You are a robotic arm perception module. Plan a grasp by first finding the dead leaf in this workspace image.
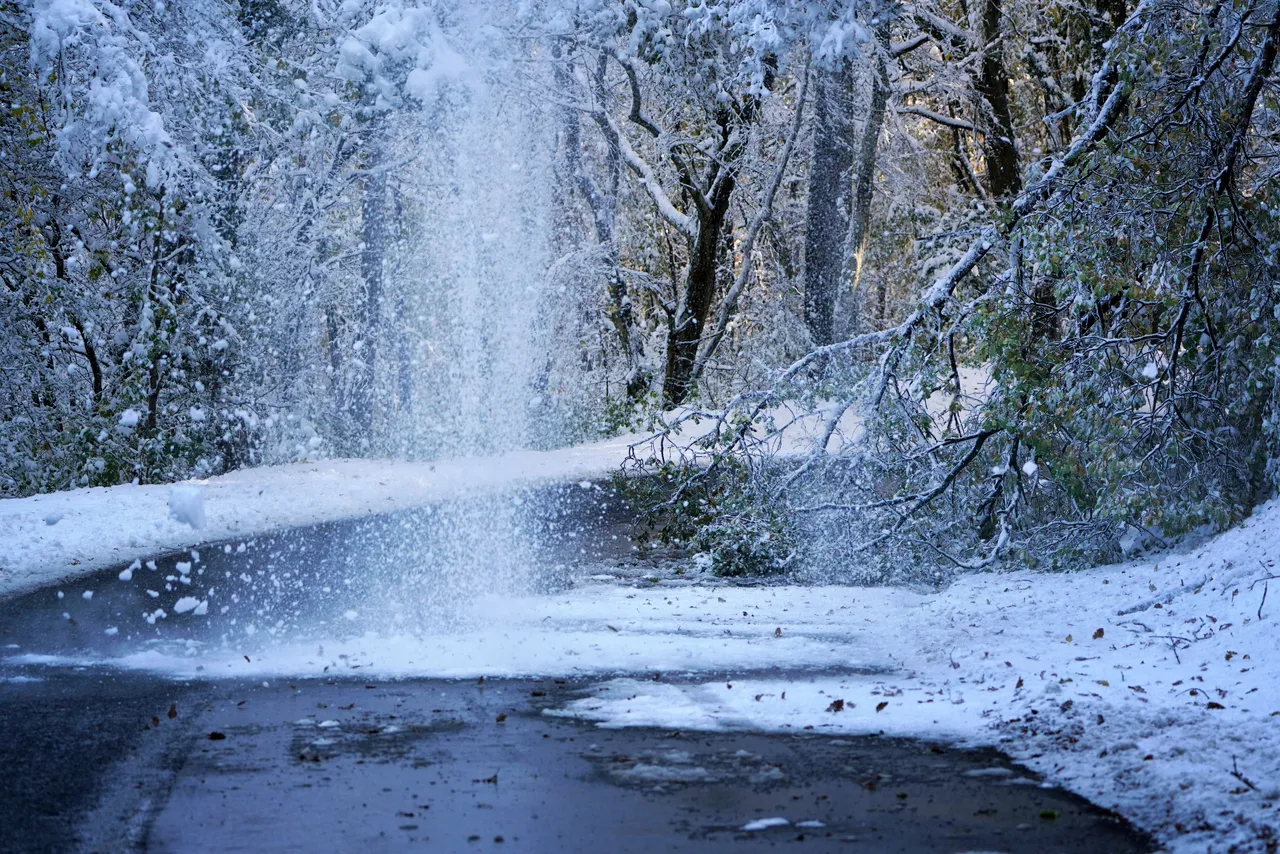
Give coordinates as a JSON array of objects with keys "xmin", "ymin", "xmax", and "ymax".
[
  {"xmin": 1015, "ymin": 677, "xmax": 1024, "ymax": 690},
  {"xmin": 167, "ymin": 703, "xmax": 177, "ymax": 720},
  {"xmin": 208, "ymin": 731, "xmax": 226, "ymax": 741},
  {"xmin": 876, "ymin": 701, "xmax": 888, "ymax": 713},
  {"xmin": 1093, "ymin": 628, "xmax": 1104, "ymax": 640},
  {"xmin": 1206, "ymin": 702, "xmax": 1225, "ymax": 710},
  {"xmin": 774, "ymin": 627, "xmax": 782, "ymax": 638},
  {"xmin": 495, "ymin": 713, "xmax": 507, "ymax": 723},
  {"xmin": 1065, "ymin": 634, "xmax": 1073, "ymax": 643},
  {"xmin": 825, "ymin": 699, "xmax": 844, "ymax": 713}
]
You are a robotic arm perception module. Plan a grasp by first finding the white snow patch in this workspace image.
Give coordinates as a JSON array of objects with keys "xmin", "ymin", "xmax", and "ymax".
[
  {"xmin": 741, "ymin": 817, "xmax": 789, "ymax": 832},
  {"xmin": 615, "ymin": 764, "xmax": 712, "ymax": 783},
  {"xmin": 167, "ymin": 486, "xmax": 206, "ymax": 529},
  {"xmin": 0, "ymin": 434, "xmax": 651, "ymax": 598}
]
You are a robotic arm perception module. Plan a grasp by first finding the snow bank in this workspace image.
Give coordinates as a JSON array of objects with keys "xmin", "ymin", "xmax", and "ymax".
[
  {"xmin": 0, "ymin": 405, "xmax": 858, "ymax": 600},
  {"xmin": 0, "ymin": 434, "xmax": 644, "ymax": 598}
]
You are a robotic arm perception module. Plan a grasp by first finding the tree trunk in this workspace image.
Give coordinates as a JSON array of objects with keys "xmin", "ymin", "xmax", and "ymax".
[
  {"xmin": 802, "ymin": 61, "xmax": 855, "ymax": 346},
  {"xmin": 574, "ymin": 50, "xmax": 650, "ymax": 400},
  {"xmin": 840, "ymin": 28, "xmax": 892, "ymax": 325},
  {"xmin": 663, "ymin": 164, "xmax": 735, "ymax": 406},
  {"xmin": 976, "ymin": 0, "xmax": 1022, "ymax": 199}
]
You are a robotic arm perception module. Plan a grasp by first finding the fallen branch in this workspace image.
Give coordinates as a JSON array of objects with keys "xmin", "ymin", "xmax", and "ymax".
[{"xmin": 1116, "ymin": 576, "xmax": 1210, "ymax": 615}]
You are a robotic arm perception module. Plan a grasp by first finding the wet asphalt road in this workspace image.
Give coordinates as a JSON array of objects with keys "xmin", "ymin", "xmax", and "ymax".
[
  {"xmin": 0, "ymin": 482, "xmax": 1154, "ymax": 853},
  {"xmin": 0, "ymin": 670, "xmax": 1153, "ymax": 854}
]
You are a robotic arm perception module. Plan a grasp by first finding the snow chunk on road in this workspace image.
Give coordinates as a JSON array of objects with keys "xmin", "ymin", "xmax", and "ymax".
[
  {"xmin": 168, "ymin": 486, "xmax": 206, "ymax": 529},
  {"xmin": 741, "ymin": 818, "xmax": 789, "ymax": 832},
  {"xmin": 614, "ymin": 764, "xmax": 712, "ymax": 784},
  {"xmin": 172, "ymin": 597, "xmax": 203, "ymax": 615}
]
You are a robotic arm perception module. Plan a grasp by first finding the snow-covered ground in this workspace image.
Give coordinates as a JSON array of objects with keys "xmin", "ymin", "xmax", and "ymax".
[
  {"xmin": 0, "ymin": 404, "xmax": 851, "ymax": 599},
  {"xmin": 3, "ymin": 436, "xmax": 1279, "ymax": 852},
  {"xmin": 0, "ymin": 436, "xmax": 647, "ymax": 598}
]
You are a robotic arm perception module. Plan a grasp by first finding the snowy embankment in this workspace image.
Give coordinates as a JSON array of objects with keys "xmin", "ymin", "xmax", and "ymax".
[
  {"xmin": 0, "ymin": 402, "xmax": 849, "ymax": 600},
  {"xmin": 0, "ymin": 435, "xmax": 646, "ymax": 598}
]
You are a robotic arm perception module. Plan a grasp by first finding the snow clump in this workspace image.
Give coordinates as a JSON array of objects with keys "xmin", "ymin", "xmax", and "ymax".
[{"xmin": 168, "ymin": 485, "xmax": 206, "ymax": 529}]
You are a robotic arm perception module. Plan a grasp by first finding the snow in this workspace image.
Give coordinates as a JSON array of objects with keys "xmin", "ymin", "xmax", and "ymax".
[
  {"xmin": 741, "ymin": 817, "xmax": 789, "ymax": 831},
  {"xmin": 168, "ymin": 486, "xmax": 206, "ymax": 529},
  {"xmin": 0, "ymin": 434, "xmax": 643, "ymax": 598}
]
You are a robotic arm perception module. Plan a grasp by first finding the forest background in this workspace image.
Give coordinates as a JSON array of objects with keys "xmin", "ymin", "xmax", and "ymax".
[{"xmin": 4, "ymin": 0, "xmax": 1280, "ymax": 578}]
